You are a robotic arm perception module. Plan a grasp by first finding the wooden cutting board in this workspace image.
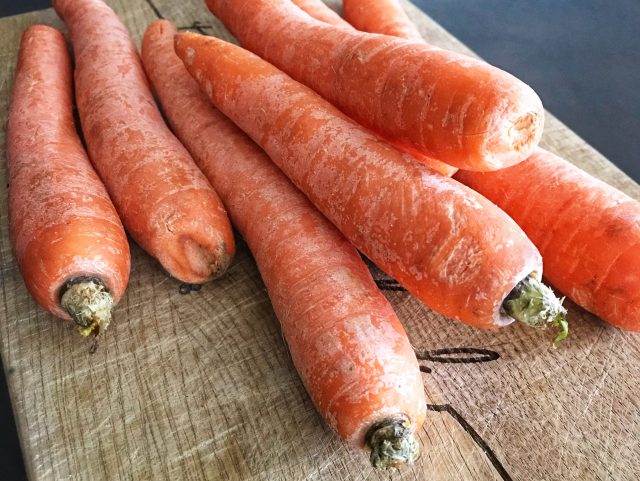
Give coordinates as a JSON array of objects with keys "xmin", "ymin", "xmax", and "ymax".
[{"xmin": 1, "ymin": 1, "xmax": 639, "ymax": 480}]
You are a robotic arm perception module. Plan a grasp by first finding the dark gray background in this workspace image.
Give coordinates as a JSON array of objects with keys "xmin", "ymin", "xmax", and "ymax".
[{"xmin": 1, "ymin": 1, "xmax": 639, "ymax": 480}]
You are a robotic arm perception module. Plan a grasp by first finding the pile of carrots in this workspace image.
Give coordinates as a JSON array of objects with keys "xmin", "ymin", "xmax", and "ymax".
[{"xmin": 5, "ymin": 0, "xmax": 639, "ymax": 469}]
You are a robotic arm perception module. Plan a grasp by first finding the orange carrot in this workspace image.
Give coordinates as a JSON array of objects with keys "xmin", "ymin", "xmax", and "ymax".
[
  {"xmin": 53, "ymin": 0, "xmax": 235, "ymax": 284},
  {"xmin": 142, "ymin": 20, "xmax": 426, "ymax": 467},
  {"xmin": 290, "ymin": 0, "xmax": 352, "ymax": 28},
  {"xmin": 204, "ymin": 0, "xmax": 544, "ymax": 172},
  {"xmin": 456, "ymin": 148, "xmax": 640, "ymax": 331},
  {"xmin": 291, "ymin": 0, "xmax": 457, "ymax": 177},
  {"xmin": 7, "ymin": 25, "xmax": 130, "ymax": 336},
  {"xmin": 175, "ymin": 32, "xmax": 568, "ymax": 339},
  {"xmin": 343, "ymin": 0, "xmax": 424, "ymax": 41}
]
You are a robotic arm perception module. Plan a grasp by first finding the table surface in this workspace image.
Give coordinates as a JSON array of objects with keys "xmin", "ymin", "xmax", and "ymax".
[{"xmin": 1, "ymin": 1, "xmax": 640, "ymax": 480}]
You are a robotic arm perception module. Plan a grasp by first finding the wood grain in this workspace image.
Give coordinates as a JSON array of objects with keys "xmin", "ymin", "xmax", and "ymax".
[{"xmin": 1, "ymin": 1, "xmax": 639, "ymax": 480}]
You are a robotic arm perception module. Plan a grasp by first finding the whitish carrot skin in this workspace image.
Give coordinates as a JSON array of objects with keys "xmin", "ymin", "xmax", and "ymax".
[
  {"xmin": 7, "ymin": 25, "xmax": 130, "ymax": 325},
  {"xmin": 205, "ymin": 0, "xmax": 544, "ymax": 172},
  {"xmin": 456, "ymin": 149, "xmax": 640, "ymax": 331},
  {"xmin": 141, "ymin": 20, "xmax": 426, "ymax": 463},
  {"xmin": 343, "ymin": 0, "xmax": 424, "ymax": 41},
  {"xmin": 174, "ymin": 33, "xmax": 549, "ymax": 330},
  {"xmin": 53, "ymin": 0, "xmax": 235, "ymax": 284}
]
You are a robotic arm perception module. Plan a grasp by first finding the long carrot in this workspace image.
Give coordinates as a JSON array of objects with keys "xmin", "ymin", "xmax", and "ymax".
[
  {"xmin": 7, "ymin": 25, "xmax": 130, "ymax": 336},
  {"xmin": 456, "ymin": 149, "xmax": 640, "ymax": 330},
  {"xmin": 343, "ymin": 0, "xmax": 424, "ymax": 41},
  {"xmin": 204, "ymin": 0, "xmax": 544, "ymax": 172},
  {"xmin": 289, "ymin": 0, "xmax": 352, "ymax": 28},
  {"xmin": 142, "ymin": 20, "xmax": 426, "ymax": 467},
  {"xmin": 52, "ymin": 0, "xmax": 235, "ymax": 284},
  {"xmin": 174, "ymin": 32, "xmax": 568, "ymax": 340},
  {"xmin": 288, "ymin": 0, "xmax": 457, "ymax": 177}
]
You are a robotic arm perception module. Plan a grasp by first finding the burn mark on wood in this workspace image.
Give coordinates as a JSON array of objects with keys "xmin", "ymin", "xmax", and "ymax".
[
  {"xmin": 374, "ymin": 278, "xmax": 406, "ymax": 291},
  {"xmin": 179, "ymin": 283, "xmax": 202, "ymax": 295},
  {"xmin": 177, "ymin": 21, "xmax": 214, "ymax": 35},
  {"xmin": 426, "ymin": 404, "xmax": 514, "ymax": 481},
  {"xmin": 143, "ymin": 0, "xmax": 163, "ymax": 19},
  {"xmin": 419, "ymin": 348, "xmax": 508, "ymax": 478},
  {"xmin": 416, "ymin": 347, "xmax": 500, "ymax": 364}
]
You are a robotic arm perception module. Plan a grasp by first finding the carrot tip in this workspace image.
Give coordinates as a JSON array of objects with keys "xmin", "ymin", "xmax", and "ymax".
[
  {"xmin": 60, "ymin": 280, "xmax": 114, "ymax": 339},
  {"xmin": 508, "ymin": 111, "xmax": 540, "ymax": 152},
  {"xmin": 366, "ymin": 417, "xmax": 421, "ymax": 470},
  {"xmin": 502, "ymin": 276, "xmax": 569, "ymax": 343}
]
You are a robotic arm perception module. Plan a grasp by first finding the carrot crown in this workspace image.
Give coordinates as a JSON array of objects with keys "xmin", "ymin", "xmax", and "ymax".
[
  {"xmin": 502, "ymin": 276, "xmax": 569, "ymax": 344},
  {"xmin": 61, "ymin": 278, "xmax": 114, "ymax": 343},
  {"xmin": 366, "ymin": 417, "xmax": 420, "ymax": 470}
]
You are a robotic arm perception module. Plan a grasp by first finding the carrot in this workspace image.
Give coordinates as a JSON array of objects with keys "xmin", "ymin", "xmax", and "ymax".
[
  {"xmin": 174, "ymin": 32, "xmax": 568, "ymax": 340},
  {"xmin": 52, "ymin": 0, "xmax": 235, "ymax": 284},
  {"xmin": 289, "ymin": 0, "xmax": 352, "ymax": 28},
  {"xmin": 455, "ymin": 148, "xmax": 640, "ymax": 331},
  {"xmin": 343, "ymin": 0, "xmax": 424, "ymax": 41},
  {"xmin": 142, "ymin": 20, "xmax": 426, "ymax": 467},
  {"xmin": 7, "ymin": 25, "xmax": 130, "ymax": 337},
  {"xmin": 291, "ymin": 0, "xmax": 457, "ymax": 177},
  {"xmin": 204, "ymin": 0, "xmax": 544, "ymax": 172}
]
